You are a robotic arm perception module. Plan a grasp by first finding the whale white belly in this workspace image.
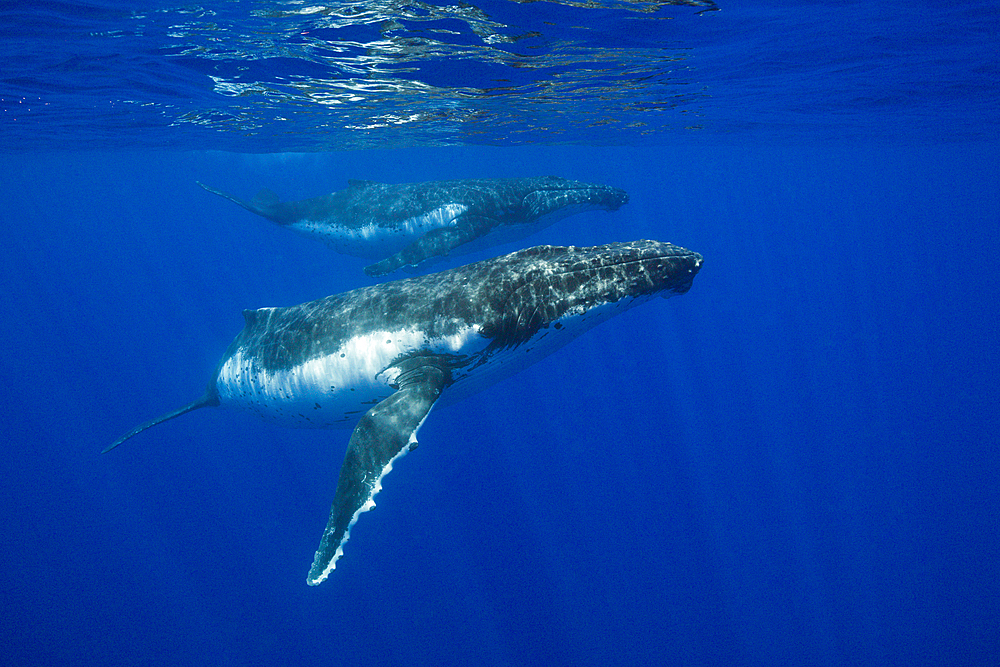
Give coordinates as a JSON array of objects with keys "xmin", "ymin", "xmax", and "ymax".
[
  {"xmin": 215, "ymin": 322, "xmax": 487, "ymax": 428},
  {"xmin": 290, "ymin": 203, "xmax": 469, "ymax": 259}
]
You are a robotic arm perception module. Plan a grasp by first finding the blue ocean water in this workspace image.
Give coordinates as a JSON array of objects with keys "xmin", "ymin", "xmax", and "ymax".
[{"xmin": 1, "ymin": 2, "xmax": 998, "ymax": 666}]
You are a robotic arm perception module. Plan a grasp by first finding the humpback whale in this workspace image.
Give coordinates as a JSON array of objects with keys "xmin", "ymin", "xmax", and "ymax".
[
  {"xmin": 197, "ymin": 177, "xmax": 629, "ymax": 276},
  {"xmin": 105, "ymin": 240, "xmax": 702, "ymax": 585}
]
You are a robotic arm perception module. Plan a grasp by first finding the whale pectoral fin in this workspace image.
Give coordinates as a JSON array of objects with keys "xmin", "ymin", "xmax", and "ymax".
[
  {"xmin": 306, "ymin": 358, "xmax": 450, "ymax": 585},
  {"xmin": 363, "ymin": 215, "xmax": 497, "ymax": 276}
]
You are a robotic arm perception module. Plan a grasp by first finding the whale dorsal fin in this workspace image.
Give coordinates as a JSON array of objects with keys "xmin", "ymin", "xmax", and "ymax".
[{"xmin": 242, "ymin": 308, "xmax": 263, "ymax": 326}]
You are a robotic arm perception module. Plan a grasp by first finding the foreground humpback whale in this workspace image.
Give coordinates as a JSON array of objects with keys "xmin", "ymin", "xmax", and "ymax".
[
  {"xmin": 197, "ymin": 177, "xmax": 629, "ymax": 276},
  {"xmin": 105, "ymin": 240, "xmax": 702, "ymax": 585}
]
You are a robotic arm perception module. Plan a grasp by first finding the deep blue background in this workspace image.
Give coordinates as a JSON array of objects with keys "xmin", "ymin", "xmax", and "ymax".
[{"xmin": 2, "ymin": 144, "xmax": 998, "ymax": 665}]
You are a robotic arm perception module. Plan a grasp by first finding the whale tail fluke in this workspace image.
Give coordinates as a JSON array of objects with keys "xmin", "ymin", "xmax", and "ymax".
[
  {"xmin": 103, "ymin": 392, "xmax": 220, "ymax": 454},
  {"xmin": 196, "ymin": 181, "xmax": 284, "ymax": 223}
]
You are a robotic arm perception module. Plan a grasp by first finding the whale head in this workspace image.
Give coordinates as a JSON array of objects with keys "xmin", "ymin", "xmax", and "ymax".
[
  {"xmin": 478, "ymin": 240, "xmax": 701, "ymax": 349},
  {"xmin": 520, "ymin": 176, "xmax": 629, "ymax": 222}
]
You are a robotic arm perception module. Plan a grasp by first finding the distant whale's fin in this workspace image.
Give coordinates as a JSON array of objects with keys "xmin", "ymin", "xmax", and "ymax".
[
  {"xmin": 363, "ymin": 214, "xmax": 497, "ymax": 277},
  {"xmin": 306, "ymin": 356, "xmax": 451, "ymax": 585},
  {"xmin": 196, "ymin": 181, "xmax": 285, "ymax": 224},
  {"xmin": 103, "ymin": 392, "xmax": 220, "ymax": 454}
]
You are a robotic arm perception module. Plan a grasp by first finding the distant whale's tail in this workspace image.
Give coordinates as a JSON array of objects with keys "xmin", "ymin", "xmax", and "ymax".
[
  {"xmin": 103, "ymin": 392, "xmax": 220, "ymax": 454},
  {"xmin": 197, "ymin": 181, "xmax": 284, "ymax": 224}
]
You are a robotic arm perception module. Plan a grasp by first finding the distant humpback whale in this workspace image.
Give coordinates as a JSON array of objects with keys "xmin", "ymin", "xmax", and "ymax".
[
  {"xmin": 105, "ymin": 240, "xmax": 702, "ymax": 585},
  {"xmin": 197, "ymin": 177, "xmax": 629, "ymax": 276}
]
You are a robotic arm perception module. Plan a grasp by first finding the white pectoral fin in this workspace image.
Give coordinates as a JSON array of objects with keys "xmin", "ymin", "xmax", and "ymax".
[
  {"xmin": 306, "ymin": 357, "xmax": 450, "ymax": 585},
  {"xmin": 363, "ymin": 215, "xmax": 497, "ymax": 276}
]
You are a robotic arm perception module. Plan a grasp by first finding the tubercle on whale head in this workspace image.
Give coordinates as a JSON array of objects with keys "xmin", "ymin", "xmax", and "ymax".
[
  {"xmin": 522, "ymin": 240, "xmax": 701, "ymax": 298},
  {"xmin": 662, "ymin": 252, "xmax": 703, "ymax": 296},
  {"xmin": 589, "ymin": 184, "xmax": 628, "ymax": 211}
]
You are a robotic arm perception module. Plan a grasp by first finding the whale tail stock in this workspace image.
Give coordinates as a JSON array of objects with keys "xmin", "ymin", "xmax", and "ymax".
[
  {"xmin": 196, "ymin": 181, "xmax": 283, "ymax": 223},
  {"xmin": 102, "ymin": 392, "xmax": 220, "ymax": 454}
]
